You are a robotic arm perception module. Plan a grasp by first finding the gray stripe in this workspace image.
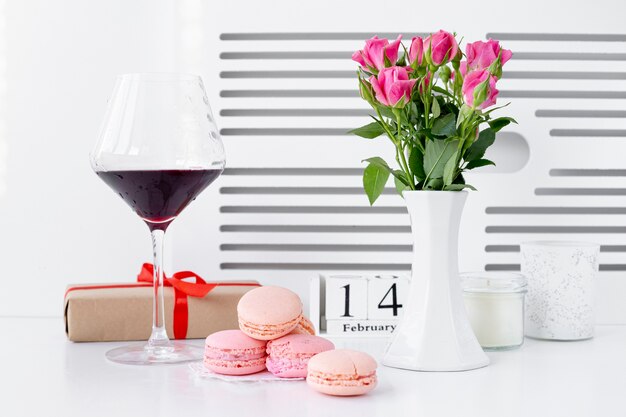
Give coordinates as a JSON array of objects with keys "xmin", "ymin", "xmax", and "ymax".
[
  {"xmin": 220, "ymin": 51, "xmax": 626, "ymax": 61},
  {"xmin": 220, "ymin": 263, "xmax": 410, "ymax": 270},
  {"xmin": 486, "ymin": 245, "xmax": 626, "ymax": 253},
  {"xmin": 220, "ymin": 70, "xmax": 626, "ymax": 80},
  {"xmin": 600, "ymin": 264, "xmax": 626, "ymax": 271},
  {"xmin": 220, "ymin": 89, "xmax": 626, "ymax": 99},
  {"xmin": 220, "ymin": 187, "xmax": 394, "ymax": 195},
  {"xmin": 485, "ymin": 245, "xmax": 521, "ymax": 252},
  {"xmin": 486, "ymin": 206, "xmax": 626, "ymax": 214},
  {"xmin": 486, "ymin": 263, "xmax": 626, "ymax": 271},
  {"xmin": 220, "ymin": 51, "xmax": 349, "ymax": 60},
  {"xmin": 220, "ymin": 244, "xmax": 411, "ymax": 252},
  {"xmin": 485, "ymin": 33, "xmax": 626, "ymax": 42},
  {"xmin": 600, "ymin": 246, "xmax": 626, "ymax": 252},
  {"xmin": 220, "ymin": 32, "xmax": 426, "ymax": 41},
  {"xmin": 550, "ymin": 129, "xmax": 626, "ymax": 137},
  {"xmin": 486, "ymin": 226, "xmax": 626, "ymax": 233},
  {"xmin": 223, "ymin": 168, "xmax": 362, "ymax": 175},
  {"xmin": 220, "ymin": 90, "xmax": 356, "ymax": 98},
  {"xmin": 500, "ymin": 90, "xmax": 626, "ymax": 99},
  {"xmin": 506, "ymin": 71, "xmax": 626, "ymax": 80},
  {"xmin": 515, "ymin": 52, "xmax": 626, "ymax": 60},
  {"xmin": 220, "ymin": 225, "xmax": 410, "ymax": 233},
  {"xmin": 220, "ymin": 71, "xmax": 353, "ymax": 79},
  {"xmin": 220, "ymin": 128, "xmax": 349, "ymax": 136},
  {"xmin": 220, "ymin": 108, "xmax": 370, "ymax": 117},
  {"xmin": 220, "ymin": 206, "xmax": 406, "ymax": 214},
  {"xmin": 536, "ymin": 110, "xmax": 626, "ymax": 118},
  {"xmin": 536, "ymin": 188, "xmax": 626, "ymax": 196},
  {"xmin": 485, "ymin": 264, "xmax": 521, "ymax": 271},
  {"xmin": 550, "ymin": 169, "xmax": 626, "ymax": 177}
]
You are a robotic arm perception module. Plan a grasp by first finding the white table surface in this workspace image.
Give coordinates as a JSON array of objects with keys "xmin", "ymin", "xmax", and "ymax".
[{"xmin": 2, "ymin": 318, "xmax": 625, "ymax": 417}]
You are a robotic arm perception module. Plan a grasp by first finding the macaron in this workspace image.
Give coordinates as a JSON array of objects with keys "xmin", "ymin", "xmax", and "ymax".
[
  {"xmin": 204, "ymin": 329, "xmax": 267, "ymax": 375},
  {"xmin": 291, "ymin": 315, "xmax": 316, "ymax": 335},
  {"xmin": 238, "ymin": 286, "xmax": 303, "ymax": 340},
  {"xmin": 266, "ymin": 334, "xmax": 334, "ymax": 378},
  {"xmin": 307, "ymin": 349, "xmax": 378, "ymax": 396}
]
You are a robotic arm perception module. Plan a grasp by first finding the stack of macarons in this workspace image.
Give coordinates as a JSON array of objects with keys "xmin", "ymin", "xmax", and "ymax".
[{"xmin": 203, "ymin": 286, "xmax": 377, "ymax": 396}]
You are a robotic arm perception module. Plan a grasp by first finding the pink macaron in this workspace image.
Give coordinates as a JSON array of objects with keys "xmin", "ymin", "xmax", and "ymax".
[
  {"xmin": 307, "ymin": 349, "xmax": 378, "ymax": 396},
  {"xmin": 204, "ymin": 329, "xmax": 267, "ymax": 375},
  {"xmin": 237, "ymin": 286, "xmax": 303, "ymax": 340},
  {"xmin": 266, "ymin": 334, "xmax": 334, "ymax": 378}
]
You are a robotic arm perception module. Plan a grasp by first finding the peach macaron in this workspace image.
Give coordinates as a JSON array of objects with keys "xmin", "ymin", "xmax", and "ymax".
[
  {"xmin": 204, "ymin": 329, "xmax": 267, "ymax": 375},
  {"xmin": 266, "ymin": 334, "xmax": 334, "ymax": 378},
  {"xmin": 237, "ymin": 286, "xmax": 303, "ymax": 340},
  {"xmin": 307, "ymin": 349, "xmax": 378, "ymax": 396},
  {"xmin": 290, "ymin": 315, "xmax": 316, "ymax": 335}
]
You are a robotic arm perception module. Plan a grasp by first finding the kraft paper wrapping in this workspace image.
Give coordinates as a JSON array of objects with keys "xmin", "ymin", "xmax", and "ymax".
[{"xmin": 64, "ymin": 282, "xmax": 259, "ymax": 342}]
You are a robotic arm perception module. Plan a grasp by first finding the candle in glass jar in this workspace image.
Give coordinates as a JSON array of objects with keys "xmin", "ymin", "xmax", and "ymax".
[{"xmin": 460, "ymin": 272, "xmax": 527, "ymax": 351}]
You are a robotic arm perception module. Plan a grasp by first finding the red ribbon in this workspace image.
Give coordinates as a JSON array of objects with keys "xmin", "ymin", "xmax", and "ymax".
[{"xmin": 65, "ymin": 264, "xmax": 260, "ymax": 339}]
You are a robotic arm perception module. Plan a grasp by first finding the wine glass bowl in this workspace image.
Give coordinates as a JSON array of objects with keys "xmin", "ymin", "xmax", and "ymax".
[{"xmin": 91, "ymin": 73, "xmax": 225, "ymax": 364}]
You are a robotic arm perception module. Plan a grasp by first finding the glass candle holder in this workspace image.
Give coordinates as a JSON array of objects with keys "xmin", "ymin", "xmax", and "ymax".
[
  {"xmin": 461, "ymin": 272, "xmax": 527, "ymax": 351},
  {"xmin": 521, "ymin": 241, "xmax": 599, "ymax": 340}
]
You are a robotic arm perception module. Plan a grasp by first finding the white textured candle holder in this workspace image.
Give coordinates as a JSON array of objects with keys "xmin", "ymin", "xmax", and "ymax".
[{"xmin": 521, "ymin": 241, "xmax": 599, "ymax": 341}]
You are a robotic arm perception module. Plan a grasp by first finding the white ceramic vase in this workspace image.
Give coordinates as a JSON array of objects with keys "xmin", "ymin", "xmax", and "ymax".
[{"xmin": 382, "ymin": 190, "xmax": 489, "ymax": 372}]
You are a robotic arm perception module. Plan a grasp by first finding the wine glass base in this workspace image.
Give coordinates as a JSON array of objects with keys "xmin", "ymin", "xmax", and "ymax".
[{"xmin": 105, "ymin": 341, "xmax": 204, "ymax": 365}]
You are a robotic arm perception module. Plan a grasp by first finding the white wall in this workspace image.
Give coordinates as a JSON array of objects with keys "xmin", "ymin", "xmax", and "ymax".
[
  {"xmin": 0, "ymin": 0, "xmax": 183, "ymax": 316},
  {"xmin": 2, "ymin": 0, "xmax": 626, "ymax": 323}
]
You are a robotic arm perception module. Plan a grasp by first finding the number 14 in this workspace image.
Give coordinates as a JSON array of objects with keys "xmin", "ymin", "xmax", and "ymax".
[{"xmin": 341, "ymin": 283, "xmax": 403, "ymax": 317}]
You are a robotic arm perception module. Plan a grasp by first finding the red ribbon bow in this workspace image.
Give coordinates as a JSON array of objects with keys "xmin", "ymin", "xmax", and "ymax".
[{"xmin": 137, "ymin": 263, "xmax": 221, "ymax": 339}]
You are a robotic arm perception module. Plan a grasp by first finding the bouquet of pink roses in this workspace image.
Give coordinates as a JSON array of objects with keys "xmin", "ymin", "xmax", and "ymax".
[{"xmin": 351, "ymin": 30, "xmax": 514, "ymax": 204}]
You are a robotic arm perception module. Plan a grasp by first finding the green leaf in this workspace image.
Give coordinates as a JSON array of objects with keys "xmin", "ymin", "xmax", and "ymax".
[
  {"xmin": 394, "ymin": 174, "xmax": 409, "ymax": 196},
  {"xmin": 363, "ymin": 163, "xmax": 390, "ymax": 205},
  {"xmin": 456, "ymin": 104, "xmax": 473, "ymax": 128},
  {"xmin": 483, "ymin": 102, "xmax": 510, "ymax": 116},
  {"xmin": 488, "ymin": 117, "xmax": 517, "ymax": 132},
  {"xmin": 444, "ymin": 183, "xmax": 477, "ymax": 191},
  {"xmin": 408, "ymin": 147, "xmax": 426, "ymax": 181},
  {"xmin": 443, "ymin": 151, "xmax": 458, "ymax": 186},
  {"xmin": 465, "ymin": 128, "xmax": 496, "ymax": 162},
  {"xmin": 424, "ymin": 139, "xmax": 459, "ymax": 181},
  {"xmin": 349, "ymin": 121, "xmax": 385, "ymax": 139},
  {"xmin": 393, "ymin": 169, "xmax": 409, "ymax": 185},
  {"xmin": 376, "ymin": 105, "xmax": 395, "ymax": 119},
  {"xmin": 465, "ymin": 158, "xmax": 496, "ymax": 170},
  {"xmin": 431, "ymin": 113, "xmax": 456, "ymax": 137},
  {"xmin": 431, "ymin": 97, "xmax": 441, "ymax": 119},
  {"xmin": 425, "ymin": 178, "xmax": 444, "ymax": 190},
  {"xmin": 363, "ymin": 156, "xmax": 390, "ymax": 169}
]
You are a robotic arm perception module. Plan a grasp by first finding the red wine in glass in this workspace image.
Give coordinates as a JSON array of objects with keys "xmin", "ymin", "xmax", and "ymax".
[
  {"xmin": 97, "ymin": 169, "xmax": 223, "ymax": 230},
  {"xmin": 91, "ymin": 73, "xmax": 225, "ymax": 365}
]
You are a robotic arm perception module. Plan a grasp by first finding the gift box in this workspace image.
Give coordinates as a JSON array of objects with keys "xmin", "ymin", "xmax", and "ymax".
[{"xmin": 64, "ymin": 264, "xmax": 260, "ymax": 342}]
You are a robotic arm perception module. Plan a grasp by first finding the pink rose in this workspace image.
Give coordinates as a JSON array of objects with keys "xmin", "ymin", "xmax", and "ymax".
[
  {"xmin": 352, "ymin": 35, "xmax": 402, "ymax": 72},
  {"xmin": 462, "ymin": 70, "xmax": 499, "ymax": 109},
  {"xmin": 369, "ymin": 66, "xmax": 417, "ymax": 107},
  {"xmin": 465, "ymin": 39, "xmax": 512, "ymax": 74},
  {"xmin": 458, "ymin": 61, "xmax": 468, "ymax": 77},
  {"xmin": 408, "ymin": 36, "xmax": 424, "ymax": 67},
  {"xmin": 424, "ymin": 30, "xmax": 459, "ymax": 66}
]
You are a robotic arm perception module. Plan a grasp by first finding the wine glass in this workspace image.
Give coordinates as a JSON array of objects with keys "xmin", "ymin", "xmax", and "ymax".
[{"xmin": 91, "ymin": 73, "xmax": 225, "ymax": 365}]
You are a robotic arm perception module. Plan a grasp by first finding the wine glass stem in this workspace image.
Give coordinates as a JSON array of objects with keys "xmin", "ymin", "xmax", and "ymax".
[{"xmin": 147, "ymin": 228, "xmax": 171, "ymax": 351}]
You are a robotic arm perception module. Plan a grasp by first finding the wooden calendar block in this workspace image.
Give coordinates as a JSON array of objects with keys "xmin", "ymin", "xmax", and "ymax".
[
  {"xmin": 367, "ymin": 275, "xmax": 409, "ymax": 320},
  {"xmin": 324, "ymin": 275, "xmax": 368, "ymax": 320}
]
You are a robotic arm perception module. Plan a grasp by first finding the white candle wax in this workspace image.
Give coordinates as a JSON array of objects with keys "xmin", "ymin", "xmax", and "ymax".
[{"xmin": 463, "ymin": 292, "xmax": 525, "ymax": 349}]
